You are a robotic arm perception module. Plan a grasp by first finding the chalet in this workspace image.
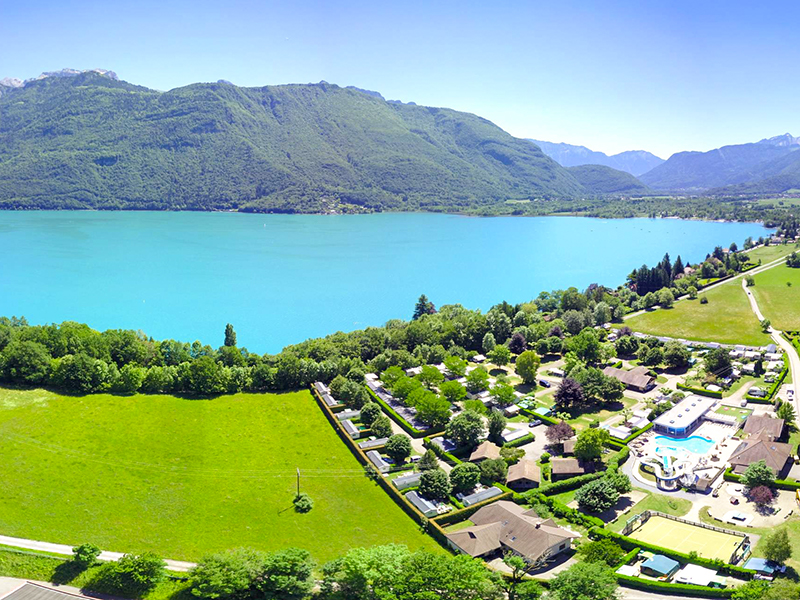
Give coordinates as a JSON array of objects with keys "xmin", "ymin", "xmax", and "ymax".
[
  {"xmin": 602, "ymin": 365, "xmax": 655, "ymax": 392},
  {"xmin": 393, "ymin": 471, "xmax": 422, "ymax": 491},
  {"xmin": 742, "ymin": 415, "xmax": 785, "ymax": 441},
  {"xmin": 729, "ymin": 434, "xmax": 792, "ymax": 478},
  {"xmin": 470, "ymin": 441, "xmax": 501, "ymax": 463},
  {"xmin": 507, "ymin": 460, "xmax": 541, "ymax": 490},
  {"xmin": 550, "ymin": 458, "xmax": 592, "ymax": 480},
  {"xmin": 445, "ymin": 501, "xmax": 579, "ymax": 565}
]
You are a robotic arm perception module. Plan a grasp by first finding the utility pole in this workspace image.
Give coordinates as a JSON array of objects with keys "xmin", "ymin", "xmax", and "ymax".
[{"xmin": 296, "ymin": 467, "xmax": 300, "ymax": 496}]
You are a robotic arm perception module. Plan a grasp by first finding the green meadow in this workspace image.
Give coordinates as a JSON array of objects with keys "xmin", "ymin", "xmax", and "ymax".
[{"xmin": 0, "ymin": 388, "xmax": 438, "ymax": 563}]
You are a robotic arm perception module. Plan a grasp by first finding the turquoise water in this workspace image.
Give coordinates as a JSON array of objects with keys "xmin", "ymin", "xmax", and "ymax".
[
  {"xmin": 655, "ymin": 435, "xmax": 715, "ymax": 454},
  {"xmin": 0, "ymin": 212, "xmax": 770, "ymax": 353}
]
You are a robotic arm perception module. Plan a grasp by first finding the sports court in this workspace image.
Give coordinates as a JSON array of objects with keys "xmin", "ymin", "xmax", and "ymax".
[{"xmin": 627, "ymin": 515, "xmax": 744, "ymax": 562}]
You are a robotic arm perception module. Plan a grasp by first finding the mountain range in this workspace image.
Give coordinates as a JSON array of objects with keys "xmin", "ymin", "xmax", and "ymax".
[
  {"xmin": 640, "ymin": 133, "xmax": 800, "ymax": 193},
  {"xmin": 0, "ymin": 69, "xmax": 649, "ymax": 213},
  {"xmin": 528, "ymin": 139, "xmax": 664, "ymax": 176}
]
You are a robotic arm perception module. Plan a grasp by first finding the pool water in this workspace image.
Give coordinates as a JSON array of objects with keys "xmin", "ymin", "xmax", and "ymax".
[
  {"xmin": 654, "ymin": 435, "xmax": 714, "ymax": 455},
  {"xmin": 655, "ymin": 435, "xmax": 714, "ymax": 454}
]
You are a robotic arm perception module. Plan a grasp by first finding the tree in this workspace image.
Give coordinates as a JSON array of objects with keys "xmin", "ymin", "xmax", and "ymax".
[
  {"xmin": 114, "ymin": 363, "xmax": 145, "ymax": 394},
  {"xmin": 450, "ymin": 462, "xmax": 481, "ymax": 494},
  {"xmin": 575, "ymin": 478, "xmax": 619, "ymax": 513},
  {"xmin": 554, "ymin": 377, "xmax": 584, "ymax": 409},
  {"xmin": 482, "ymin": 332, "xmax": 497, "ymax": 354},
  {"xmin": 419, "ymin": 468, "xmax": 451, "ymax": 500},
  {"xmin": 0, "ymin": 340, "xmax": 51, "ymax": 384},
  {"xmin": 439, "ymin": 379, "xmax": 467, "ymax": 403},
  {"xmin": 577, "ymin": 539, "xmax": 625, "ymax": 567},
  {"xmin": 761, "ymin": 318, "xmax": 771, "ymax": 332},
  {"xmin": 749, "ymin": 485, "xmax": 774, "ymax": 506},
  {"xmin": 663, "ymin": 341, "xmax": 690, "ymax": 370},
  {"xmin": 777, "ymin": 400, "xmax": 796, "ymax": 426},
  {"xmin": 464, "ymin": 398, "xmax": 488, "ymax": 415},
  {"xmin": 189, "ymin": 355, "xmax": 227, "ymax": 395},
  {"xmin": 320, "ymin": 545, "xmax": 412, "ymax": 600},
  {"xmin": 515, "ymin": 350, "xmax": 541, "ymax": 385},
  {"xmin": 545, "ymin": 421, "xmax": 575, "ymax": 445},
  {"xmin": 224, "ymin": 324, "xmax": 236, "ymax": 347},
  {"xmin": 574, "ymin": 428, "xmax": 609, "ymax": 462},
  {"xmin": 732, "ymin": 580, "xmax": 770, "ymax": 600},
  {"xmin": 412, "ymin": 295, "xmax": 436, "ymax": 320},
  {"xmin": 446, "ymin": 410, "xmax": 485, "ymax": 448},
  {"xmin": 417, "ymin": 449, "xmax": 439, "ymax": 472},
  {"xmin": 418, "ymin": 365, "xmax": 444, "ymax": 389},
  {"xmin": 385, "ymin": 434, "xmax": 412, "ymax": 463},
  {"xmin": 488, "ymin": 409, "xmax": 507, "ymax": 443},
  {"xmin": 567, "ymin": 329, "xmax": 602, "ymax": 364},
  {"xmin": 415, "ymin": 394, "xmax": 452, "ymax": 429},
  {"xmin": 254, "ymin": 547, "xmax": 315, "ymax": 600},
  {"xmin": 391, "ymin": 550, "xmax": 503, "ymax": 600},
  {"xmin": 745, "ymin": 275, "xmax": 755, "ymax": 286},
  {"xmin": 72, "ymin": 543, "xmax": 101, "ymax": 569},
  {"xmin": 763, "ymin": 580, "xmax": 800, "ymax": 600},
  {"xmin": 763, "ymin": 528, "xmax": 792, "ymax": 564},
  {"xmin": 548, "ymin": 561, "xmax": 618, "ymax": 600},
  {"xmin": 487, "ymin": 344, "xmax": 512, "ymax": 368},
  {"xmin": 688, "ymin": 285, "xmax": 698, "ymax": 299},
  {"xmin": 359, "ymin": 402, "xmax": 382, "ymax": 427},
  {"xmin": 381, "ymin": 365, "xmax": 405, "ymax": 387},
  {"xmin": 443, "ymin": 355, "xmax": 467, "ymax": 377},
  {"xmin": 606, "ymin": 471, "xmax": 632, "ymax": 494},
  {"xmin": 104, "ymin": 552, "xmax": 166, "ymax": 597},
  {"xmin": 741, "ymin": 460, "xmax": 776, "ymax": 490},
  {"xmin": 491, "ymin": 381, "xmax": 516, "ymax": 407},
  {"xmin": 466, "ymin": 366, "xmax": 490, "ymax": 393},
  {"xmin": 509, "ymin": 333, "xmax": 527, "ymax": 354},
  {"xmin": 704, "ymin": 347, "xmax": 732, "ymax": 378},
  {"xmin": 479, "ymin": 457, "xmax": 508, "ymax": 484},
  {"xmin": 615, "ymin": 335, "xmax": 639, "ymax": 356},
  {"xmin": 657, "ymin": 287, "xmax": 674, "ymax": 308},
  {"xmin": 370, "ymin": 415, "xmax": 393, "ymax": 438}
]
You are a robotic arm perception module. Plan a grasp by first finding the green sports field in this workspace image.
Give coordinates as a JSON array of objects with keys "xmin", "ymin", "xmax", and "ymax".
[
  {"xmin": 0, "ymin": 387, "xmax": 439, "ymax": 563},
  {"xmin": 627, "ymin": 515, "xmax": 743, "ymax": 562},
  {"xmin": 625, "ymin": 278, "xmax": 769, "ymax": 346},
  {"xmin": 751, "ymin": 264, "xmax": 800, "ymax": 331}
]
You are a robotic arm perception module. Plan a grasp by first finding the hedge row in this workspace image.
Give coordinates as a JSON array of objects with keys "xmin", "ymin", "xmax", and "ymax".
[
  {"xmin": 677, "ymin": 383, "xmax": 723, "ymax": 398},
  {"xmin": 310, "ymin": 385, "xmax": 452, "ymax": 549},
  {"xmin": 503, "ymin": 433, "xmax": 536, "ymax": 448},
  {"xmin": 520, "ymin": 408, "xmax": 560, "ymax": 426},
  {"xmin": 536, "ymin": 471, "xmax": 605, "ymax": 495},
  {"xmin": 618, "ymin": 422, "xmax": 653, "ymax": 444},
  {"xmin": 525, "ymin": 490, "xmax": 605, "ymax": 529},
  {"xmin": 615, "ymin": 574, "xmax": 733, "ymax": 598},
  {"xmin": 616, "ymin": 546, "xmax": 640, "ymax": 568},
  {"xmin": 589, "ymin": 528, "xmax": 755, "ymax": 578},
  {"xmin": 365, "ymin": 385, "xmax": 444, "ymax": 438},
  {"xmin": 431, "ymin": 487, "xmax": 514, "ymax": 526},
  {"xmin": 724, "ymin": 467, "xmax": 800, "ymax": 491}
]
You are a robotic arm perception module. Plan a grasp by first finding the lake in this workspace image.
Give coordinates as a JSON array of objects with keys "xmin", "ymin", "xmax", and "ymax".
[{"xmin": 0, "ymin": 212, "xmax": 771, "ymax": 353}]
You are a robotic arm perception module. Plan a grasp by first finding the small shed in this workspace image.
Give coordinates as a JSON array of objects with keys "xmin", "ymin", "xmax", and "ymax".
[
  {"xmin": 462, "ymin": 486, "xmax": 502, "ymax": 506},
  {"xmin": 640, "ymin": 554, "xmax": 680, "ymax": 578},
  {"xmin": 393, "ymin": 471, "xmax": 423, "ymax": 491},
  {"xmin": 405, "ymin": 490, "xmax": 439, "ymax": 517},
  {"xmin": 504, "ymin": 404, "xmax": 521, "ymax": 417},
  {"xmin": 501, "ymin": 428, "xmax": 528, "ymax": 444},
  {"xmin": 337, "ymin": 409, "xmax": 361, "ymax": 421},
  {"xmin": 366, "ymin": 450, "xmax": 390, "ymax": 473}
]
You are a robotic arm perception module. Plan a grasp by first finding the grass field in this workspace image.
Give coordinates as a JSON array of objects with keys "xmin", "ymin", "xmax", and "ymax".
[
  {"xmin": 625, "ymin": 277, "xmax": 769, "ymax": 345},
  {"xmin": 751, "ymin": 264, "xmax": 800, "ymax": 331},
  {"xmin": 627, "ymin": 515, "xmax": 743, "ymax": 561},
  {"xmin": 0, "ymin": 387, "xmax": 439, "ymax": 563},
  {"xmin": 608, "ymin": 491, "xmax": 691, "ymax": 533},
  {"xmin": 743, "ymin": 243, "xmax": 798, "ymax": 264}
]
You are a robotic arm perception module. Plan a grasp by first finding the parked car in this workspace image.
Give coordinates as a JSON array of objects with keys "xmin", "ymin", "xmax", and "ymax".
[
  {"xmin": 740, "ymin": 399, "xmax": 748, "ymax": 407},
  {"xmin": 712, "ymin": 488, "xmax": 720, "ymax": 498},
  {"xmin": 730, "ymin": 497, "xmax": 740, "ymax": 505},
  {"xmin": 539, "ymin": 379, "xmax": 551, "ymax": 388},
  {"xmin": 529, "ymin": 419, "xmax": 542, "ymax": 427}
]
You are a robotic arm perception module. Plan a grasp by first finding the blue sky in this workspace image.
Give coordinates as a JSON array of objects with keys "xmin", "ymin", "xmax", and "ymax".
[{"xmin": 1, "ymin": 0, "xmax": 798, "ymax": 158}]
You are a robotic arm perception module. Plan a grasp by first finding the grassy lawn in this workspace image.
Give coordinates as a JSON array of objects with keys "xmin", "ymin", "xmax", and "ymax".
[
  {"xmin": 0, "ymin": 387, "xmax": 439, "ymax": 563},
  {"xmin": 564, "ymin": 396, "xmax": 638, "ymax": 431},
  {"xmin": 625, "ymin": 278, "xmax": 769, "ymax": 346},
  {"xmin": 744, "ymin": 243, "xmax": 798, "ymax": 264},
  {"xmin": 751, "ymin": 264, "xmax": 800, "ymax": 331},
  {"xmin": 723, "ymin": 375, "xmax": 761, "ymax": 398},
  {"xmin": 608, "ymin": 490, "xmax": 692, "ymax": 533}
]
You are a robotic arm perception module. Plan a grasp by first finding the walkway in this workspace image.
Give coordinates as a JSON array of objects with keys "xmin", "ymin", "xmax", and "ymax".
[
  {"xmin": 0, "ymin": 535, "xmax": 196, "ymax": 572},
  {"xmin": 742, "ymin": 278, "xmax": 800, "ymax": 416}
]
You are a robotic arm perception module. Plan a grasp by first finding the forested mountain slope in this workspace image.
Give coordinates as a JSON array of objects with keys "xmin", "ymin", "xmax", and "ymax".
[
  {"xmin": 530, "ymin": 139, "xmax": 663, "ymax": 176},
  {"xmin": 0, "ymin": 72, "xmax": 619, "ymax": 212},
  {"xmin": 566, "ymin": 164, "xmax": 650, "ymax": 194}
]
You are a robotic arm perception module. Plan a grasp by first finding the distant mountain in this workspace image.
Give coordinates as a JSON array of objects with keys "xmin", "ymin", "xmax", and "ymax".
[
  {"xmin": 566, "ymin": 165, "xmax": 650, "ymax": 195},
  {"xmin": 3, "ymin": 71, "xmax": 631, "ymax": 211},
  {"xmin": 641, "ymin": 134, "xmax": 800, "ymax": 192},
  {"xmin": 528, "ymin": 139, "xmax": 663, "ymax": 176}
]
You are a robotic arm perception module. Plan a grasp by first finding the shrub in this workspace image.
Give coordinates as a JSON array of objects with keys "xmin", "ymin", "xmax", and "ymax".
[
  {"xmin": 700, "ymin": 296, "xmax": 708, "ymax": 304},
  {"xmin": 72, "ymin": 543, "xmax": 101, "ymax": 569},
  {"xmin": 540, "ymin": 452, "xmax": 550, "ymax": 463},
  {"xmin": 293, "ymin": 492, "xmax": 314, "ymax": 513},
  {"xmin": 575, "ymin": 478, "xmax": 619, "ymax": 513},
  {"xmin": 577, "ymin": 539, "xmax": 625, "ymax": 567},
  {"xmin": 95, "ymin": 552, "xmax": 166, "ymax": 597}
]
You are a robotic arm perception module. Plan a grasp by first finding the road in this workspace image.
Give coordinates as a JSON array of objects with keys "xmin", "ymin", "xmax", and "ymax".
[
  {"xmin": 743, "ymin": 278, "xmax": 800, "ymax": 416},
  {"xmin": 0, "ymin": 534, "xmax": 196, "ymax": 572}
]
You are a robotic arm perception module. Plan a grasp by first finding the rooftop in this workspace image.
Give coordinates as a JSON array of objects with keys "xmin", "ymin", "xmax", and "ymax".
[{"xmin": 653, "ymin": 395, "xmax": 717, "ymax": 429}]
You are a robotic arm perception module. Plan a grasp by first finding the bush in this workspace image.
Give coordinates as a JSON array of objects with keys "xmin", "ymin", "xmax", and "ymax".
[
  {"xmin": 72, "ymin": 543, "xmax": 101, "ymax": 568},
  {"xmin": 293, "ymin": 492, "xmax": 314, "ymax": 513},
  {"xmin": 577, "ymin": 539, "xmax": 625, "ymax": 567},
  {"xmin": 94, "ymin": 552, "xmax": 166, "ymax": 598},
  {"xmin": 575, "ymin": 478, "xmax": 619, "ymax": 513},
  {"xmin": 479, "ymin": 458, "xmax": 508, "ymax": 484},
  {"xmin": 540, "ymin": 452, "xmax": 550, "ymax": 463},
  {"xmin": 700, "ymin": 296, "xmax": 709, "ymax": 304}
]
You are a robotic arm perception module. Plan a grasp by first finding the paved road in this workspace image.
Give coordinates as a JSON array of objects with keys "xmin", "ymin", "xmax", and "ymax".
[
  {"xmin": 0, "ymin": 534, "xmax": 195, "ymax": 572},
  {"xmin": 743, "ymin": 278, "xmax": 800, "ymax": 416},
  {"xmin": 619, "ymin": 587, "xmax": 713, "ymax": 600}
]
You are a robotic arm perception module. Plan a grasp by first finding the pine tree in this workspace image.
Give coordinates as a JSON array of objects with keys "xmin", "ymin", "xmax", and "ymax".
[
  {"xmin": 224, "ymin": 323, "xmax": 237, "ymax": 347},
  {"xmin": 412, "ymin": 294, "xmax": 435, "ymax": 320}
]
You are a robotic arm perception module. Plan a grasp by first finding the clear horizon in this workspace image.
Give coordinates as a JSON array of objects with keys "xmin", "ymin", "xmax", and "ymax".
[{"xmin": 2, "ymin": 0, "xmax": 799, "ymax": 158}]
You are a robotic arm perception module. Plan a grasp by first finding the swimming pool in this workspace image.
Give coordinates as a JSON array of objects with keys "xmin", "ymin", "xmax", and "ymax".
[{"xmin": 655, "ymin": 435, "xmax": 714, "ymax": 455}]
